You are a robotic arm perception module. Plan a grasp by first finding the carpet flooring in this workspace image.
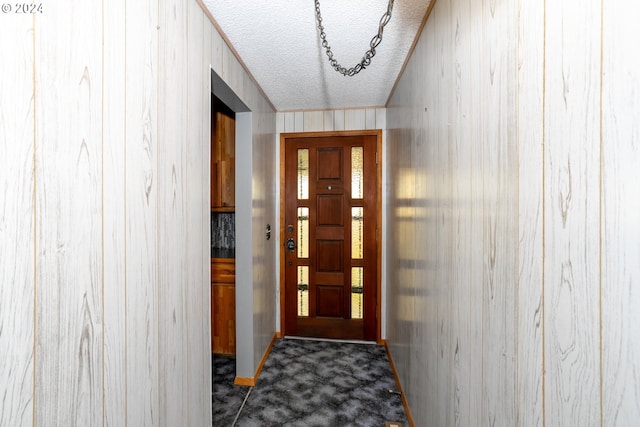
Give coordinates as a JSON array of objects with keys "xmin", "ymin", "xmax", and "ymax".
[
  {"xmin": 212, "ymin": 338, "xmax": 407, "ymax": 426},
  {"xmin": 212, "ymin": 356, "xmax": 250, "ymax": 425}
]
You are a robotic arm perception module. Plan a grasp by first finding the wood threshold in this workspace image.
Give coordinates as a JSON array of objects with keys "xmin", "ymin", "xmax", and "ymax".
[
  {"xmin": 296, "ymin": 318, "xmax": 366, "ymax": 341},
  {"xmin": 233, "ymin": 332, "xmax": 278, "ymax": 387},
  {"xmin": 382, "ymin": 340, "xmax": 415, "ymax": 427}
]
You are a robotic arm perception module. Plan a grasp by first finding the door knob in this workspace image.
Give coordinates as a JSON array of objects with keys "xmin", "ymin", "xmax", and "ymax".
[{"xmin": 286, "ymin": 238, "xmax": 297, "ymax": 252}]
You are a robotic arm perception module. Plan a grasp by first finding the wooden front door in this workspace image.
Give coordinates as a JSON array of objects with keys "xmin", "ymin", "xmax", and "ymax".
[{"xmin": 283, "ymin": 132, "xmax": 379, "ymax": 341}]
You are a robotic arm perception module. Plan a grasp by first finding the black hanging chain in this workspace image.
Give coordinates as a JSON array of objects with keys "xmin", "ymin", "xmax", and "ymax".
[{"xmin": 314, "ymin": 0, "xmax": 395, "ymax": 77}]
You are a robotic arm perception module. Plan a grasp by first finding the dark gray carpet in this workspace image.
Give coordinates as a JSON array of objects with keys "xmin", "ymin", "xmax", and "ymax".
[
  {"xmin": 213, "ymin": 338, "xmax": 407, "ymax": 426},
  {"xmin": 213, "ymin": 356, "xmax": 250, "ymax": 425}
]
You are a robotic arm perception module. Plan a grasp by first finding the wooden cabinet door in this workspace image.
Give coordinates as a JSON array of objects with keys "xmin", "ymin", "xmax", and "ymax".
[
  {"xmin": 211, "ymin": 283, "xmax": 235, "ymax": 355},
  {"xmin": 211, "ymin": 259, "xmax": 236, "ymax": 355},
  {"xmin": 211, "ymin": 111, "xmax": 235, "ymax": 210}
]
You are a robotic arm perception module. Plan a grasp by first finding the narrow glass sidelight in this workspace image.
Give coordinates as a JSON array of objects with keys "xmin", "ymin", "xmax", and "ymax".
[
  {"xmin": 297, "ymin": 266, "xmax": 309, "ymax": 317},
  {"xmin": 351, "ymin": 207, "xmax": 364, "ymax": 259},
  {"xmin": 351, "ymin": 267, "xmax": 364, "ymax": 319},
  {"xmin": 297, "ymin": 148, "xmax": 309, "ymax": 200},
  {"xmin": 351, "ymin": 146, "xmax": 363, "ymax": 199},
  {"xmin": 297, "ymin": 207, "xmax": 309, "ymax": 258}
]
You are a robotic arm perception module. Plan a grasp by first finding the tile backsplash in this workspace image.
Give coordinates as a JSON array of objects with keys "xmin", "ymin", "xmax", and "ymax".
[{"xmin": 211, "ymin": 212, "xmax": 235, "ymax": 252}]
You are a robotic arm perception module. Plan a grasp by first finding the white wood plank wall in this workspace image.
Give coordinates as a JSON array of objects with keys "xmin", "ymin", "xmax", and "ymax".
[
  {"xmin": 251, "ymin": 106, "xmax": 279, "ymax": 371},
  {"xmin": 480, "ymin": 0, "xmax": 518, "ymax": 423},
  {"xmin": 386, "ymin": 0, "xmax": 640, "ymax": 426},
  {"xmin": 0, "ymin": 11, "xmax": 35, "ymax": 427},
  {"xmin": 277, "ymin": 108, "xmax": 386, "ymax": 134},
  {"xmin": 516, "ymin": 0, "xmax": 545, "ymax": 424},
  {"xmin": 200, "ymin": 11, "xmax": 214, "ymax": 424},
  {"xmin": 34, "ymin": 1, "xmax": 104, "ymax": 424},
  {"xmin": 124, "ymin": 0, "xmax": 160, "ymax": 424},
  {"xmin": 158, "ymin": 0, "xmax": 189, "ymax": 424},
  {"xmin": 186, "ymin": 2, "xmax": 207, "ymax": 422},
  {"xmin": 450, "ymin": 0, "xmax": 474, "ymax": 425},
  {"xmin": 0, "ymin": 1, "xmax": 275, "ymax": 425},
  {"xmin": 103, "ymin": 0, "xmax": 127, "ymax": 424},
  {"xmin": 544, "ymin": 0, "xmax": 602, "ymax": 424},
  {"xmin": 601, "ymin": 0, "xmax": 640, "ymax": 425}
]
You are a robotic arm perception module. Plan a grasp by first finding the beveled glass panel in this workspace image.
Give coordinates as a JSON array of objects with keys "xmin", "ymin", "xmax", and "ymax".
[
  {"xmin": 351, "ymin": 146, "xmax": 363, "ymax": 199},
  {"xmin": 297, "ymin": 207, "xmax": 309, "ymax": 258},
  {"xmin": 351, "ymin": 207, "xmax": 364, "ymax": 259},
  {"xmin": 297, "ymin": 266, "xmax": 309, "ymax": 317},
  {"xmin": 297, "ymin": 148, "xmax": 309, "ymax": 200},
  {"xmin": 351, "ymin": 267, "xmax": 364, "ymax": 319}
]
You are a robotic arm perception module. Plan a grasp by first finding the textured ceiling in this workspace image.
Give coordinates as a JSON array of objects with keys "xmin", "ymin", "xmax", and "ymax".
[{"xmin": 203, "ymin": 0, "xmax": 431, "ymax": 111}]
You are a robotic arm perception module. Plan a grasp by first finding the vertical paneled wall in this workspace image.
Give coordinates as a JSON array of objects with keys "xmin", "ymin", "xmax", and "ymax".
[
  {"xmin": 544, "ymin": 0, "xmax": 602, "ymax": 424},
  {"xmin": 158, "ymin": 0, "xmax": 189, "ymax": 424},
  {"xmin": 0, "ymin": 11, "xmax": 35, "ymax": 427},
  {"xmin": 249, "ymin": 108, "xmax": 278, "ymax": 374},
  {"xmin": 386, "ymin": 0, "xmax": 640, "ymax": 426},
  {"xmin": 0, "ymin": 0, "xmax": 276, "ymax": 425},
  {"xmin": 601, "ymin": 0, "xmax": 640, "ymax": 424},
  {"xmin": 277, "ymin": 108, "xmax": 385, "ymax": 133},
  {"xmin": 185, "ymin": 3, "xmax": 207, "ymax": 421},
  {"xmin": 34, "ymin": 1, "xmax": 104, "ymax": 425},
  {"xmin": 123, "ymin": 0, "xmax": 161, "ymax": 423},
  {"xmin": 103, "ymin": 0, "xmax": 127, "ymax": 425},
  {"xmin": 516, "ymin": 0, "xmax": 545, "ymax": 424}
]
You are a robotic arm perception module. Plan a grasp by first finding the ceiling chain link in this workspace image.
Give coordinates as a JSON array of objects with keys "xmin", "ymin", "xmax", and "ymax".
[{"xmin": 314, "ymin": 0, "xmax": 395, "ymax": 77}]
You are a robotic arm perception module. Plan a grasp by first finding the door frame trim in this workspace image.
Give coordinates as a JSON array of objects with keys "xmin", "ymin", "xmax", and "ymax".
[{"xmin": 279, "ymin": 130, "xmax": 383, "ymax": 341}]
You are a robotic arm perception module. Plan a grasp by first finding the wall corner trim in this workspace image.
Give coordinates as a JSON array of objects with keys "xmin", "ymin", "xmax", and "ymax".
[
  {"xmin": 382, "ymin": 340, "xmax": 416, "ymax": 427},
  {"xmin": 233, "ymin": 333, "xmax": 279, "ymax": 387}
]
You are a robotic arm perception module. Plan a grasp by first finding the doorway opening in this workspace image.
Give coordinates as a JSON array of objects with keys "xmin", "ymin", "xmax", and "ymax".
[
  {"xmin": 209, "ymin": 68, "xmax": 251, "ymax": 393},
  {"xmin": 210, "ymin": 94, "xmax": 236, "ymax": 357}
]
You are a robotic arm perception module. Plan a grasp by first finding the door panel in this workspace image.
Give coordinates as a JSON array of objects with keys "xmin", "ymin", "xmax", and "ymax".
[
  {"xmin": 283, "ymin": 133, "xmax": 379, "ymax": 341},
  {"xmin": 317, "ymin": 147, "xmax": 342, "ymax": 179},
  {"xmin": 317, "ymin": 195, "xmax": 343, "ymax": 225}
]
